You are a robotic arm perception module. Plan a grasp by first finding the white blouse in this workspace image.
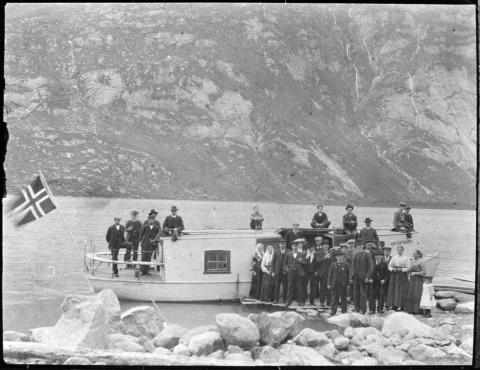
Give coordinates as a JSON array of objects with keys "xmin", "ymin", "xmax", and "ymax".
[
  {"xmin": 388, "ymin": 254, "xmax": 410, "ymax": 272},
  {"xmin": 261, "ymin": 252, "xmax": 273, "ymax": 273}
]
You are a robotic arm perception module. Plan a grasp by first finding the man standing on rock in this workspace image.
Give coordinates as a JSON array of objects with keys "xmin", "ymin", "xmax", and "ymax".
[
  {"xmin": 315, "ymin": 241, "xmax": 334, "ymax": 307},
  {"xmin": 285, "ymin": 239, "xmax": 307, "ymax": 306},
  {"xmin": 272, "ymin": 241, "xmax": 288, "ymax": 304},
  {"xmin": 357, "ymin": 218, "xmax": 379, "ymax": 247},
  {"xmin": 342, "ymin": 204, "xmax": 358, "ymax": 236},
  {"xmin": 106, "ymin": 216, "xmax": 125, "ymax": 277},
  {"xmin": 139, "ymin": 215, "xmax": 161, "ymax": 276},
  {"xmin": 351, "ymin": 243, "xmax": 373, "ymax": 314},
  {"xmin": 125, "ymin": 211, "xmax": 142, "ymax": 267},
  {"xmin": 311, "ymin": 205, "xmax": 331, "ymax": 229},
  {"xmin": 284, "ymin": 223, "xmax": 304, "ymax": 250}
]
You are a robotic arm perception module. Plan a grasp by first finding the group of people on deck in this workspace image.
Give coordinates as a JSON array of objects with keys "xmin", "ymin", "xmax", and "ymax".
[
  {"xmin": 105, "ymin": 206, "xmax": 184, "ymax": 277},
  {"xmin": 249, "ymin": 203, "xmax": 435, "ymax": 317}
]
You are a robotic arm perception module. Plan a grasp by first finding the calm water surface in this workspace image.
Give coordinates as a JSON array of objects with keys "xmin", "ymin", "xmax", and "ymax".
[{"xmin": 2, "ymin": 196, "xmax": 476, "ymax": 332}]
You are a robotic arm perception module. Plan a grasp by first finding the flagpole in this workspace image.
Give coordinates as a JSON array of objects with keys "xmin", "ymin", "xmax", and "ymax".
[{"xmin": 38, "ymin": 171, "xmax": 87, "ymax": 267}]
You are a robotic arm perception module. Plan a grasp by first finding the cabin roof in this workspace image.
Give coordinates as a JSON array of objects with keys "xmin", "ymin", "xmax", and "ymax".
[{"xmin": 160, "ymin": 229, "xmax": 282, "ymax": 241}]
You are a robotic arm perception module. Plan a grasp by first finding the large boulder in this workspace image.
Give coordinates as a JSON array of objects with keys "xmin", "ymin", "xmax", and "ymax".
[
  {"xmin": 372, "ymin": 346, "xmax": 408, "ymax": 365},
  {"xmin": 408, "ymin": 343, "xmax": 446, "ymax": 361},
  {"xmin": 326, "ymin": 312, "xmax": 368, "ymax": 328},
  {"xmin": 381, "ymin": 312, "xmax": 442, "ymax": 339},
  {"xmin": 153, "ymin": 324, "xmax": 188, "ymax": 349},
  {"xmin": 215, "ymin": 313, "xmax": 259, "ymax": 348},
  {"xmin": 29, "ymin": 289, "xmax": 122, "ymax": 350},
  {"xmin": 179, "ymin": 325, "xmax": 219, "ymax": 346},
  {"xmin": 3, "ymin": 331, "xmax": 29, "ymax": 342},
  {"xmin": 292, "ymin": 328, "xmax": 330, "ymax": 347},
  {"xmin": 333, "ymin": 336, "xmax": 349, "ymax": 350},
  {"xmin": 437, "ymin": 299, "xmax": 457, "ymax": 310},
  {"xmin": 277, "ymin": 343, "xmax": 333, "ymax": 365},
  {"xmin": 172, "ymin": 343, "xmax": 191, "ymax": 356},
  {"xmin": 248, "ymin": 311, "xmax": 305, "ymax": 347},
  {"xmin": 121, "ymin": 306, "xmax": 165, "ymax": 338},
  {"xmin": 435, "ymin": 291, "xmax": 457, "ymax": 299},
  {"xmin": 252, "ymin": 345, "xmax": 281, "ymax": 363},
  {"xmin": 455, "ymin": 301, "xmax": 474, "ymax": 314},
  {"xmin": 108, "ymin": 333, "xmax": 146, "ymax": 353},
  {"xmin": 187, "ymin": 331, "xmax": 224, "ymax": 356},
  {"xmin": 370, "ymin": 316, "xmax": 385, "ymax": 331},
  {"xmin": 316, "ymin": 342, "xmax": 336, "ymax": 359}
]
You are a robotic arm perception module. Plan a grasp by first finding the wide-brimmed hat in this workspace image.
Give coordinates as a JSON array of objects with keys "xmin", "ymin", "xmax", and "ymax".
[
  {"xmin": 171, "ymin": 205, "xmax": 178, "ymax": 211},
  {"xmin": 383, "ymin": 246, "xmax": 392, "ymax": 251},
  {"xmin": 398, "ymin": 201, "xmax": 406, "ymax": 207},
  {"xmin": 347, "ymin": 239, "xmax": 356, "ymax": 244},
  {"xmin": 148, "ymin": 209, "xmax": 158, "ymax": 215},
  {"xmin": 131, "ymin": 210, "xmax": 138, "ymax": 216},
  {"xmin": 317, "ymin": 204, "xmax": 323, "ymax": 209},
  {"xmin": 292, "ymin": 238, "xmax": 305, "ymax": 244},
  {"xmin": 345, "ymin": 204, "xmax": 354, "ymax": 210},
  {"xmin": 314, "ymin": 236, "xmax": 323, "ymax": 241},
  {"xmin": 364, "ymin": 217, "xmax": 373, "ymax": 223}
]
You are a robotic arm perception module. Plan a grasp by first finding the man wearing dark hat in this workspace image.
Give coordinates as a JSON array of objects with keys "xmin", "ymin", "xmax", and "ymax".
[
  {"xmin": 327, "ymin": 250, "xmax": 350, "ymax": 315},
  {"xmin": 144, "ymin": 209, "xmax": 161, "ymax": 229},
  {"xmin": 392, "ymin": 202, "xmax": 406, "ymax": 231},
  {"xmin": 351, "ymin": 242, "xmax": 373, "ymax": 314},
  {"xmin": 163, "ymin": 206, "xmax": 185, "ymax": 241},
  {"xmin": 106, "ymin": 217, "xmax": 125, "ymax": 277},
  {"xmin": 357, "ymin": 218, "xmax": 379, "ymax": 247},
  {"xmin": 404, "ymin": 205, "xmax": 414, "ymax": 238},
  {"xmin": 342, "ymin": 204, "xmax": 358, "ymax": 236},
  {"xmin": 139, "ymin": 215, "xmax": 161, "ymax": 275},
  {"xmin": 314, "ymin": 241, "xmax": 334, "ymax": 306},
  {"xmin": 125, "ymin": 211, "xmax": 142, "ymax": 266},
  {"xmin": 285, "ymin": 223, "xmax": 304, "ymax": 250},
  {"xmin": 311, "ymin": 205, "xmax": 331, "ymax": 229},
  {"xmin": 370, "ymin": 250, "xmax": 389, "ymax": 313},
  {"xmin": 285, "ymin": 238, "xmax": 307, "ymax": 306}
]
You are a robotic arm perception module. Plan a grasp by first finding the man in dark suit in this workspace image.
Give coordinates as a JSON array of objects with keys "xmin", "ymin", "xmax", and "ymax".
[
  {"xmin": 342, "ymin": 204, "xmax": 358, "ymax": 236},
  {"xmin": 144, "ymin": 209, "xmax": 162, "ymax": 228},
  {"xmin": 285, "ymin": 239, "xmax": 307, "ymax": 306},
  {"xmin": 357, "ymin": 218, "xmax": 379, "ymax": 247},
  {"xmin": 383, "ymin": 246, "xmax": 392, "ymax": 310},
  {"xmin": 305, "ymin": 243, "xmax": 318, "ymax": 305},
  {"xmin": 139, "ymin": 216, "xmax": 161, "ymax": 275},
  {"xmin": 272, "ymin": 241, "xmax": 288, "ymax": 303},
  {"xmin": 125, "ymin": 210, "xmax": 142, "ymax": 267},
  {"xmin": 315, "ymin": 241, "xmax": 334, "ymax": 306},
  {"xmin": 284, "ymin": 223, "xmax": 304, "ymax": 250},
  {"xmin": 311, "ymin": 205, "xmax": 331, "ymax": 228},
  {"xmin": 351, "ymin": 243, "xmax": 373, "ymax": 314},
  {"xmin": 392, "ymin": 202, "xmax": 406, "ymax": 231},
  {"xmin": 162, "ymin": 205, "xmax": 185, "ymax": 241},
  {"xmin": 370, "ymin": 250, "xmax": 389, "ymax": 313},
  {"xmin": 327, "ymin": 250, "xmax": 350, "ymax": 315},
  {"xmin": 404, "ymin": 205, "xmax": 414, "ymax": 238},
  {"xmin": 106, "ymin": 216, "xmax": 125, "ymax": 277}
]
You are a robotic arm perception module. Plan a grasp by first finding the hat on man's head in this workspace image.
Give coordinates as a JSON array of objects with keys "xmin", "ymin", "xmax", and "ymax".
[
  {"xmin": 364, "ymin": 217, "xmax": 373, "ymax": 223},
  {"xmin": 317, "ymin": 204, "xmax": 323, "ymax": 208},
  {"xmin": 372, "ymin": 250, "xmax": 383, "ymax": 257},
  {"xmin": 148, "ymin": 209, "xmax": 158, "ymax": 215},
  {"xmin": 398, "ymin": 201, "xmax": 406, "ymax": 207},
  {"xmin": 131, "ymin": 210, "xmax": 138, "ymax": 216},
  {"xmin": 314, "ymin": 236, "xmax": 323, "ymax": 241},
  {"xmin": 383, "ymin": 246, "xmax": 392, "ymax": 251},
  {"xmin": 114, "ymin": 217, "xmax": 121, "ymax": 221},
  {"xmin": 345, "ymin": 204, "xmax": 354, "ymax": 210},
  {"xmin": 340, "ymin": 243, "xmax": 348, "ymax": 248},
  {"xmin": 171, "ymin": 205, "xmax": 178, "ymax": 212},
  {"xmin": 292, "ymin": 238, "xmax": 305, "ymax": 244},
  {"xmin": 347, "ymin": 239, "xmax": 356, "ymax": 244},
  {"xmin": 405, "ymin": 205, "xmax": 411, "ymax": 210}
]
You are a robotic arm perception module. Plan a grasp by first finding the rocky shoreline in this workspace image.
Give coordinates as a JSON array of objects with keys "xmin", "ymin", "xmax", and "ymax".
[{"xmin": 3, "ymin": 289, "xmax": 474, "ymax": 366}]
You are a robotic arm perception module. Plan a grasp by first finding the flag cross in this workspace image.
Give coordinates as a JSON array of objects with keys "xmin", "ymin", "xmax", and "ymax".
[{"xmin": 19, "ymin": 185, "xmax": 52, "ymax": 219}]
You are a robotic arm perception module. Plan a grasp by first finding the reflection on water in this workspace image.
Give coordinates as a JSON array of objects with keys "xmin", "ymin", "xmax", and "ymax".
[{"xmin": 2, "ymin": 196, "xmax": 476, "ymax": 332}]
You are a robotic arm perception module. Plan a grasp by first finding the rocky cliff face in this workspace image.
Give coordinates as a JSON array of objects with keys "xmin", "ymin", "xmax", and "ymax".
[{"xmin": 4, "ymin": 4, "xmax": 476, "ymax": 207}]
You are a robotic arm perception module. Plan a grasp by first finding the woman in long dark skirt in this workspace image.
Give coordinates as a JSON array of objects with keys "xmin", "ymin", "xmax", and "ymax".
[
  {"xmin": 249, "ymin": 243, "xmax": 264, "ymax": 299},
  {"xmin": 386, "ymin": 245, "xmax": 410, "ymax": 311},
  {"xmin": 259, "ymin": 245, "xmax": 275, "ymax": 302},
  {"xmin": 405, "ymin": 250, "xmax": 425, "ymax": 314}
]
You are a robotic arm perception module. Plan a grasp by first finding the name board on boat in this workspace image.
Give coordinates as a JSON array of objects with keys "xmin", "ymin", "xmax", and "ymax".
[{"xmin": 390, "ymin": 239, "xmax": 413, "ymax": 246}]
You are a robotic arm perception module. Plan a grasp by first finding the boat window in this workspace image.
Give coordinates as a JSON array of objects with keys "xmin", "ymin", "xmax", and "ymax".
[{"xmin": 204, "ymin": 250, "xmax": 231, "ymax": 274}]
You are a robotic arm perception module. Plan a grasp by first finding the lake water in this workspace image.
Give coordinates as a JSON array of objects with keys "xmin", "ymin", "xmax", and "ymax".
[{"xmin": 2, "ymin": 196, "xmax": 476, "ymax": 332}]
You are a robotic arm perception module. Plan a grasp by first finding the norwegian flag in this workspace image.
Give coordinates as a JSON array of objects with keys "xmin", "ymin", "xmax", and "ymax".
[{"xmin": 8, "ymin": 175, "xmax": 57, "ymax": 227}]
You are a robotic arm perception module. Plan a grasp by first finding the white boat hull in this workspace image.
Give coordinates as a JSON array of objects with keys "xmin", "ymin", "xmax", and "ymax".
[{"xmin": 86, "ymin": 276, "xmax": 251, "ymax": 302}]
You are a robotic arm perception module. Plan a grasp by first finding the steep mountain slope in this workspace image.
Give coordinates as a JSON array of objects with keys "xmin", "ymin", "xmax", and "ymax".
[{"xmin": 4, "ymin": 4, "xmax": 476, "ymax": 208}]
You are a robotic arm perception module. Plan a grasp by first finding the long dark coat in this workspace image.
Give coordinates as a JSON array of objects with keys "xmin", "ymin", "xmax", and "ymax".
[{"xmin": 106, "ymin": 224, "xmax": 125, "ymax": 250}]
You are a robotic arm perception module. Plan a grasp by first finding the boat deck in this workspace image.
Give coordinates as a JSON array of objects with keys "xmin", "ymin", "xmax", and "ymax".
[{"xmin": 88, "ymin": 265, "xmax": 164, "ymax": 282}]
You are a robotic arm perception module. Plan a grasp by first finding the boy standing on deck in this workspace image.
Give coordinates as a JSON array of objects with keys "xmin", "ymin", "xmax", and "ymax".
[{"xmin": 327, "ymin": 250, "xmax": 350, "ymax": 315}]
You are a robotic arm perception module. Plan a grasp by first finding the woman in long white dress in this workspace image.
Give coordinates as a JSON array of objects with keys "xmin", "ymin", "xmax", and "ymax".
[
  {"xmin": 386, "ymin": 245, "xmax": 410, "ymax": 311},
  {"xmin": 259, "ymin": 245, "xmax": 275, "ymax": 301}
]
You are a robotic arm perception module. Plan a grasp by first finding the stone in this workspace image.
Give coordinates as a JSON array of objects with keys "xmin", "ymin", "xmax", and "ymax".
[
  {"xmin": 153, "ymin": 324, "xmax": 188, "ymax": 349},
  {"xmin": 443, "ymin": 343, "xmax": 472, "ymax": 358},
  {"xmin": 63, "ymin": 356, "xmax": 94, "ymax": 365},
  {"xmin": 215, "ymin": 313, "xmax": 259, "ymax": 348},
  {"xmin": 454, "ymin": 301, "xmax": 474, "ymax": 314},
  {"xmin": 172, "ymin": 343, "xmax": 190, "ymax": 356},
  {"xmin": 364, "ymin": 333, "xmax": 387, "ymax": 346},
  {"xmin": 333, "ymin": 336, "xmax": 349, "ymax": 350},
  {"xmin": 224, "ymin": 352, "xmax": 254, "ymax": 363},
  {"xmin": 334, "ymin": 350, "xmax": 365, "ymax": 365},
  {"xmin": 253, "ymin": 345, "xmax": 280, "ymax": 363},
  {"xmin": 343, "ymin": 327, "xmax": 355, "ymax": 338},
  {"xmin": 316, "ymin": 343, "xmax": 336, "ymax": 359},
  {"xmin": 372, "ymin": 347, "xmax": 408, "ymax": 365},
  {"xmin": 437, "ymin": 298, "xmax": 457, "ymax": 310},
  {"xmin": 29, "ymin": 327, "xmax": 56, "ymax": 343},
  {"xmin": 249, "ymin": 311, "xmax": 305, "ymax": 347},
  {"xmin": 292, "ymin": 328, "xmax": 330, "ymax": 347},
  {"xmin": 188, "ymin": 331, "xmax": 224, "ymax": 356},
  {"xmin": 152, "ymin": 347, "xmax": 172, "ymax": 356},
  {"xmin": 408, "ymin": 343, "xmax": 446, "ymax": 361},
  {"xmin": 108, "ymin": 333, "xmax": 146, "ymax": 353},
  {"xmin": 138, "ymin": 337, "xmax": 155, "ymax": 353},
  {"xmin": 328, "ymin": 329, "xmax": 340, "ymax": 339},
  {"xmin": 385, "ymin": 334, "xmax": 402, "ymax": 347},
  {"xmin": 381, "ymin": 312, "xmax": 442, "ymax": 339},
  {"xmin": 121, "ymin": 305, "xmax": 165, "ymax": 338},
  {"xmin": 227, "ymin": 344, "xmax": 244, "ymax": 353},
  {"xmin": 207, "ymin": 349, "xmax": 224, "ymax": 359},
  {"xmin": 435, "ymin": 291, "xmax": 457, "ymax": 299},
  {"xmin": 362, "ymin": 344, "xmax": 384, "ymax": 357},
  {"xmin": 461, "ymin": 324, "xmax": 474, "ymax": 333},
  {"xmin": 4, "ymin": 331, "xmax": 29, "ymax": 342},
  {"xmin": 370, "ymin": 316, "xmax": 384, "ymax": 331},
  {"xmin": 460, "ymin": 336, "xmax": 473, "ymax": 355},
  {"xmin": 179, "ymin": 325, "xmax": 219, "ymax": 346},
  {"xmin": 277, "ymin": 343, "xmax": 333, "ymax": 365},
  {"xmin": 350, "ymin": 313, "xmax": 369, "ymax": 327},
  {"xmin": 351, "ymin": 357, "xmax": 378, "ymax": 366},
  {"xmin": 326, "ymin": 312, "xmax": 367, "ymax": 328}
]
